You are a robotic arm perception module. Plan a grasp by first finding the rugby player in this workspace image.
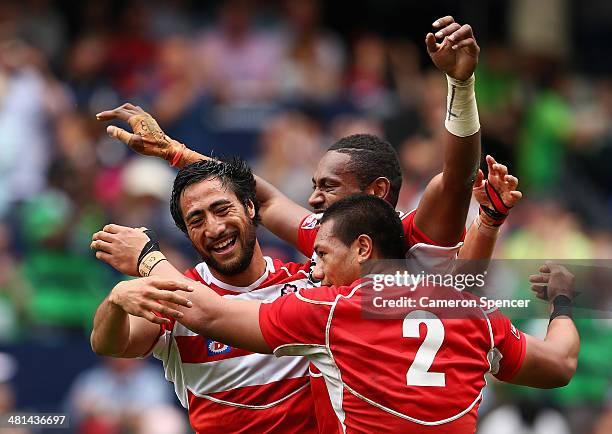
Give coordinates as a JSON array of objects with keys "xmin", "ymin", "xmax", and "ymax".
[
  {"xmin": 104, "ymin": 194, "xmax": 579, "ymax": 433},
  {"xmin": 91, "ymin": 159, "xmax": 319, "ymax": 433}
]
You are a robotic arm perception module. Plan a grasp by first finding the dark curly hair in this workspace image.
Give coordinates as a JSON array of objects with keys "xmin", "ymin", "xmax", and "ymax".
[
  {"xmin": 170, "ymin": 157, "xmax": 260, "ymax": 234},
  {"xmin": 327, "ymin": 134, "xmax": 403, "ymax": 207}
]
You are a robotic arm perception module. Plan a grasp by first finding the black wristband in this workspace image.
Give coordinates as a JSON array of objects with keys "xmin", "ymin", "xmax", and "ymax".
[
  {"xmin": 549, "ymin": 295, "xmax": 572, "ymax": 324},
  {"xmin": 137, "ymin": 229, "xmax": 161, "ymax": 269}
]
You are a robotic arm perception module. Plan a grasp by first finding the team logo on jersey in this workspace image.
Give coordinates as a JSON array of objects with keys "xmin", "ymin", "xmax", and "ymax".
[
  {"xmin": 207, "ymin": 339, "xmax": 232, "ymax": 356},
  {"xmin": 510, "ymin": 323, "xmax": 520, "ymax": 340},
  {"xmin": 281, "ymin": 284, "xmax": 299, "ymax": 296},
  {"xmin": 301, "ymin": 213, "xmax": 321, "ymax": 229}
]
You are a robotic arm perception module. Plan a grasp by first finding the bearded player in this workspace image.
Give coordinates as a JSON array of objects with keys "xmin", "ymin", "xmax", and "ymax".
[
  {"xmin": 91, "ymin": 159, "xmax": 319, "ymax": 433},
  {"xmin": 99, "ymin": 194, "xmax": 579, "ymax": 433}
]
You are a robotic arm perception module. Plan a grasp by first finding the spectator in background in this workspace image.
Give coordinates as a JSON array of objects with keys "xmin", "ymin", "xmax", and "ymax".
[
  {"xmin": 195, "ymin": 0, "xmax": 282, "ymax": 105},
  {"xmin": 65, "ymin": 358, "xmax": 184, "ymax": 434},
  {"xmin": 0, "ymin": 39, "xmax": 52, "ymax": 217},
  {"xmin": 278, "ymin": 0, "xmax": 345, "ymax": 104}
]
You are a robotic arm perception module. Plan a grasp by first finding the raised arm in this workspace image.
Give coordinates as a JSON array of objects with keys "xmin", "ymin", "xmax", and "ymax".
[
  {"xmin": 96, "ymin": 105, "xmax": 309, "ymax": 248},
  {"xmin": 458, "ymin": 154, "xmax": 522, "ymax": 261},
  {"xmin": 414, "ymin": 16, "xmax": 481, "ymax": 245},
  {"xmin": 509, "ymin": 263, "xmax": 579, "ymax": 388}
]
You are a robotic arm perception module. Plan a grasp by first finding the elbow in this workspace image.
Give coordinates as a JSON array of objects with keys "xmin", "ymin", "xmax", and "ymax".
[
  {"xmin": 90, "ymin": 331, "xmax": 123, "ymax": 357},
  {"xmin": 559, "ymin": 356, "xmax": 578, "ymax": 387},
  {"xmin": 547, "ymin": 357, "xmax": 578, "ymax": 388}
]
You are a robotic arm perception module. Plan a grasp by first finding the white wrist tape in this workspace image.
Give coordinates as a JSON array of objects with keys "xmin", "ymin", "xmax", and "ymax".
[{"xmin": 445, "ymin": 74, "xmax": 480, "ymax": 137}]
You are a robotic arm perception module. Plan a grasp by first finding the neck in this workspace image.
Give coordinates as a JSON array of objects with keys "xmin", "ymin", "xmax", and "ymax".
[{"xmin": 208, "ymin": 241, "xmax": 268, "ymax": 288}]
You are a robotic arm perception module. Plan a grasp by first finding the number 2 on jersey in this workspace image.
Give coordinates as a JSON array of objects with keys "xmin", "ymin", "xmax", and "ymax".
[{"xmin": 403, "ymin": 310, "xmax": 446, "ymax": 387}]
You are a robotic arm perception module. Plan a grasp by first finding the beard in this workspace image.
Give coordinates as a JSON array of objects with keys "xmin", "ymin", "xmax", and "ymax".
[{"xmin": 197, "ymin": 220, "xmax": 258, "ymax": 276}]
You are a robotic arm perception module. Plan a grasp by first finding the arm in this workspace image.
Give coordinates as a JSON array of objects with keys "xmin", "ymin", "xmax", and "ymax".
[
  {"xmin": 507, "ymin": 263, "xmax": 579, "ymax": 388},
  {"xmin": 96, "ymin": 105, "xmax": 310, "ymax": 249},
  {"xmin": 90, "ymin": 278, "xmax": 193, "ymax": 358},
  {"xmin": 150, "ymin": 261, "xmax": 271, "ymax": 354},
  {"xmin": 90, "ymin": 225, "xmax": 270, "ymax": 353},
  {"xmin": 414, "ymin": 16, "xmax": 481, "ymax": 245},
  {"xmin": 458, "ymin": 154, "xmax": 522, "ymax": 261}
]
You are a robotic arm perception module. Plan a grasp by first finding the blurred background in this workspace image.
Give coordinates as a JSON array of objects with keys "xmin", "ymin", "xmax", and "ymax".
[{"xmin": 0, "ymin": 0, "xmax": 610, "ymax": 433}]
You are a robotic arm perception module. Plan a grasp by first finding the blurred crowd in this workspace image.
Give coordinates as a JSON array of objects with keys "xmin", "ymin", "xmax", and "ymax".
[{"xmin": 0, "ymin": 0, "xmax": 611, "ymax": 433}]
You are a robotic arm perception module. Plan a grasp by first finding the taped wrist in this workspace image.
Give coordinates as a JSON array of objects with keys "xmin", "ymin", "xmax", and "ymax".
[
  {"xmin": 549, "ymin": 295, "xmax": 572, "ymax": 324},
  {"xmin": 136, "ymin": 229, "xmax": 161, "ymax": 275},
  {"xmin": 445, "ymin": 74, "xmax": 480, "ymax": 137},
  {"xmin": 480, "ymin": 180, "xmax": 512, "ymax": 227},
  {"xmin": 138, "ymin": 251, "xmax": 167, "ymax": 277}
]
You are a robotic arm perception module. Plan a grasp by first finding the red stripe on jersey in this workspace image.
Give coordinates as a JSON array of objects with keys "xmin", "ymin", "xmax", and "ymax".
[{"xmin": 187, "ymin": 378, "xmax": 316, "ymax": 433}]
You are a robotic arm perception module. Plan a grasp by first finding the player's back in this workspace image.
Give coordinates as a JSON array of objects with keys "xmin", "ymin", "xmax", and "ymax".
[{"xmin": 322, "ymin": 283, "xmax": 496, "ymax": 433}]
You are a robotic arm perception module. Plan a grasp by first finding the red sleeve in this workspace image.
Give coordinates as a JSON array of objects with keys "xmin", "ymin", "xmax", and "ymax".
[
  {"xmin": 489, "ymin": 310, "xmax": 527, "ymax": 381},
  {"xmin": 259, "ymin": 291, "xmax": 330, "ymax": 352},
  {"xmin": 401, "ymin": 209, "xmax": 467, "ymax": 249},
  {"xmin": 296, "ymin": 213, "xmax": 321, "ymax": 257}
]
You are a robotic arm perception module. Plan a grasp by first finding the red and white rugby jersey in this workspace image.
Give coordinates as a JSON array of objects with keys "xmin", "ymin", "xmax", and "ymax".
[
  {"xmin": 259, "ymin": 281, "xmax": 526, "ymax": 434},
  {"xmin": 298, "ymin": 209, "xmax": 465, "ymax": 277},
  {"xmin": 151, "ymin": 257, "xmax": 317, "ymax": 434}
]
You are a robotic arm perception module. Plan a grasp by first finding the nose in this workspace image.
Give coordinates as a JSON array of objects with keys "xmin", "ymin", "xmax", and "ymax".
[
  {"xmin": 312, "ymin": 260, "xmax": 325, "ymax": 281},
  {"xmin": 205, "ymin": 216, "xmax": 226, "ymax": 240},
  {"xmin": 308, "ymin": 189, "xmax": 325, "ymax": 210}
]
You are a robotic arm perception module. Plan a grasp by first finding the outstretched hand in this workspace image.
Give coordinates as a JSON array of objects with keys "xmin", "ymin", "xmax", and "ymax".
[
  {"xmin": 473, "ymin": 154, "xmax": 522, "ymax": 213},
  {"xmin": 528, "ymin": 262, "xmax": 575, "ymax": 302},
  {"xmin": 425, "ymin": 16, "xmax": 479, "ymax": 81},
  {"xmin": 96, "ymin": 103, "xmax": 180, "ymax": 162}
]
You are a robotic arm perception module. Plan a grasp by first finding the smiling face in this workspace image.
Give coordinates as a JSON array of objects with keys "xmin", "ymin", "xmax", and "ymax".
[
  {"xmin": 308, "ymin": 151, "xmax": 363, "ymax": 213},
  {"xmin": 180, "ymin": 178, "xmax": 257, "ymax": 276}
]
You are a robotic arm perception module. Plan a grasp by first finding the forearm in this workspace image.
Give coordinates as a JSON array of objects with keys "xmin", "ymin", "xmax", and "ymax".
[
  {"xmin": 543, "ymin": 317, "xmax": 580, "ymax": 381},
  {"xmin": 512, "ymin": 318, "xmax": 579, "ymax": 388},
  {"xmin": 457, "ymin": 216, "xmax": 499, "ymax": 261},
  {"xmin": 150, "ymin": 261, "xmax": 268, "ymax": 352},
  {"xmin": 176, "ymin": 146, "xmax": 210, "ymax": 168},
  {"xmin": 91, "ymin": 298, "xmax": 132, "ymax": 357}
]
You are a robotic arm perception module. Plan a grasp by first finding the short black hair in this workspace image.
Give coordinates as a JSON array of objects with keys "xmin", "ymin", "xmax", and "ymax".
[
  {"xmin": 327, "ymin": 134, "xmax": 402, "ymax": 207},
  {"xmin": 320, "ymin": 194, "xmax": 406, "ymax": 259},
  {"xmin": 170, "ymin": 157, "xmax": 260, "ymax": 234}
]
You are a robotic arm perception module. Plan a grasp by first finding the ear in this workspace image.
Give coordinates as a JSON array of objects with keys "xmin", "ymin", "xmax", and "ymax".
[
  {"xmin": 365, "ymin": 177, "xmax": 391, "ymax": 201},
  {"xmin": 246, "ymin": 200, "xmax": 256, "ymax": 219},
  {"xmin": 354, "ymin": 234, "xmax": 373, "ymax": 264}
]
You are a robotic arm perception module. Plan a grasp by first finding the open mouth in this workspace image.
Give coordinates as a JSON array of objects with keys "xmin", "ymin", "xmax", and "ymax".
[{"xmin": 210, "ymin": 235, "xmax": 238, "ymax": 255}]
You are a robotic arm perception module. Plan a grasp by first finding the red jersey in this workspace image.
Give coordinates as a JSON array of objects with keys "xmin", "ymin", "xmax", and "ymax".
[
  {"xmin": 259, "ymin": 280, "xmax": 526, "ymax": 434},
  {"xmin": 151, "ymin": 257, "xmax": 317, "ymax": 434},
  {"xmin": 298, "ymin": 209, "xmax": 464, "ymax": 277},
  {"xmin": 298, "ymin": 209, "xmax": 467, "ymax": 432}
]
